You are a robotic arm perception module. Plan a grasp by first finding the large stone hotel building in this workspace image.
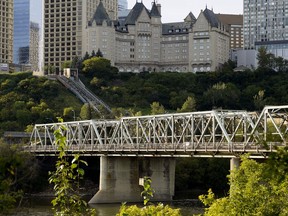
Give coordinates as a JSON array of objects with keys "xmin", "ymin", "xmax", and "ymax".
[
  {"xmin": 44, "ymin": 1, "xmax": 230, "ymax": 73},
  {"xmin": 83, "ymin": 1, "xmax": 230, "ymax": 73}
]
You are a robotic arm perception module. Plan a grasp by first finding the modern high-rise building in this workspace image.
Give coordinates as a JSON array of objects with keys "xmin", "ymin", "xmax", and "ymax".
[
  {"xmin": 13, "ymin": 0, "xmax": 40, "ymax": 71},
  {"xmin": 43, "ymin": 0, "xmax": 118, "ymax": 74},
  {"xmin": 30, "ymin": 22, "xmax": 40, "ymax": 71},
  {"xmin": 243, "ymin": 0, "xmax": 288, "ymax": 58},
  {"xmin": 0, "ymin": 0, "xmax": 13, "ymax": 64},
  {"xmin": 14, "ymin": 0, "xmax": 30, "ymax": 65},
  {"xmin": 216, "ymin": 14, "xmax": 243, "ymax": 49}
]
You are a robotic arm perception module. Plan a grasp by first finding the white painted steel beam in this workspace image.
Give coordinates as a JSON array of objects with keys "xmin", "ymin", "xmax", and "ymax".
[{"xmin": 28, "ymin": 106, "xmax": 288, "ymax": 157}]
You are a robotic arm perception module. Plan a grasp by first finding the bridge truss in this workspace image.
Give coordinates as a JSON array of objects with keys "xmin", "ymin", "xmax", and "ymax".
[{"xmin": 28, "ymin": 106, "xmax": 288, "ymax": 158}]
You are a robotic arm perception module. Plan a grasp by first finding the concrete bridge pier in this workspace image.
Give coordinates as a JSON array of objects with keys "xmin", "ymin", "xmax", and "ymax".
[
  {"xmin": 89, "ymin": 156, "xmax": 176, "ymax": 204},
  {"xmin": 230, "ymin": 157, "xmax": 240, "ymax": 170},
  {"xmin": 89, "ymin": 156, "xmax": 142, "ymax": 204},
  {"xmin": 140, "ymin": 157, "xmax": 176, "ymax": 202}
]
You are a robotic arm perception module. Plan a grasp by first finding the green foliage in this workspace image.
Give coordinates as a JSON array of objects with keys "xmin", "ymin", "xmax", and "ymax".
[
  {"xmin": 150, "ymin": 102, "xmax": 165, "ymax": 115},
  {"xmin": 200, "ymin": 153, "xmax": 288, "ymax": 216},
  {"xmin": 48, "ymin": 120, "xmax": 96, "ymax": 215},
  {"xmin": 96, "ymin": 48, "xmax": 103, "ymax": 57},
  {"xmin": 203, "ymin": 82, "xmax": 241, "ymax": 109},
  {"xmin": 175, "ymin": 158, "xmax": 229, "ymax": 195},
  {"xmin": 0, "ymin": 73, "xmax": 82, "ymax": 135},
  {"xmin": 257, "ymin": 46, "xmax": 273, "ymax": 70},
  {"xmin": 82, "ymin": 57, "xmax": 117, "ymax": 79},
  {"xmin": 117, "ymin": 176, "xmax": 181, "ymax": 216},
  {"xmin": 117, "ymin": 203, "xmax": 181, "ymax": 216},
  {"xmin": 253, "ymin": 90, "xmax": 266, "ymax": 111},
  {"xmin": 177, "ymin": 96, "xmax": 196, "ymax": 113},
  {"xmin": 80, "ymin": 103, "xmax": 92, "ymax": 120},
  {"xmin": 61, "ymin": 61, "xmax": 72, "ymax": 71},
  {"xmin": 0, "ymin": 140, "xmax": 38, "ymax": 214},
  {"xmin": 141, "ymin": 177, "xmax": 154, "ymax": 206}
]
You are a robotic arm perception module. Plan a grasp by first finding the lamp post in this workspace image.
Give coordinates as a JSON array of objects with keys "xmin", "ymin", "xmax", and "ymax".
[{"xmin": 72, "ymin": 110, "xmax": 76, "ymax": 121}]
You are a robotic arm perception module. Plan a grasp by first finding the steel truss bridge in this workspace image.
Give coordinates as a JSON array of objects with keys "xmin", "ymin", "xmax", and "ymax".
[{"xmin": 28, "ymin": 106, "xmax": 288, "ymax": 158}]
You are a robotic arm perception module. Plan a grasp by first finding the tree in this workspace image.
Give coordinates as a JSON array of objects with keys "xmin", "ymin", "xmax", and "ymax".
[
  {"xmin": 61, "ymin": 61, "xmax": 72, "ymax": 71},
  {"xmin": 0, "ymin": 141, "xmax": 39, "ymax": 214},
  {"xmin": 117, "ymin": 177, "xmax": 181, "ymax": 216},
  {"xmin": 150, "ymin": 102, "xmax": 165, "ymax": 115},
  {"xmin": 273, "ymin": 56, "xmax": 288, "ymax": 72},
  {"xmin": 82, "ymin": 57, "xmax": 117, "ymax": 79},
  {"xmin": 96, "ymin": 48, "xmax": 103, "ymax": 57},
  {"xmin": 202, "ymin": 82, "xmax": 241, "ymax": 110},
  {"xmin": 80, "ymin": 103, "xmax": 92, "ymax": 120},
  {"xmin": 49, "ymin": 120, "xmax": 96, "ymax": 215},
  {"xmin": 63, "ymin": 107, "xmax": 76, "ymax": 121},
  {"xmin": 177, "ymin": 96, "xmax": 196, "ymax": 113},
  {"xmin": 44, "ymin": 64, "xmax": 55, "ymax": 75},
  {"xmin": 199, "ymin": 152, "xmax": 288, "ymax": 216},
  {"xmin": 91, "ymin": 50, "xmax": 96, "ymax": 57},
  {"xmin": 257, "ymin": 46, "xmax": 274, "ymax": 71},
  {"xmin": 253, "ymin": 90, "xmax": 266, "ymax": 111},
  {"xmin": 83, "ymin": 52, "xmax": 90, "ymax": 61}
]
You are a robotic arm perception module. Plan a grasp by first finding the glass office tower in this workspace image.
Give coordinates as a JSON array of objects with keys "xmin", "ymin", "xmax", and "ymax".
[{"xmin": 13, "ymin": 0, "xmax": 30, "ymax": 64}]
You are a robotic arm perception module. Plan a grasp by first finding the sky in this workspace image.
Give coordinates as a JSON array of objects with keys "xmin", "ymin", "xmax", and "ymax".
[
  {"xmin": 127, "ymin": 0, "xmax": 243, "ymax": 22},
  {"xmin": 30, "ymin": 0, "xmax": 42, "ymax": 24}
]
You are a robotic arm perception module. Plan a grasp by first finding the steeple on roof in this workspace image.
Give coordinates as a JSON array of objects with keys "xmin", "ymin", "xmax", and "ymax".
[
  {"xmin": 150, "ymin": 1, "xmax": 161, "ymax": 17},
  {"xmin": 203, "ymin": 8, "xmax": 219, "ymax": 28},
  {"xmin": 184, "ymin": 12, "xmax": 196, "ymax": 23},
  {"xmin": 125, "ymin": 2, "xmax": 150, "ymax": 25},
  {"xmin": 90, "ymin": 1, "xmax": 111, "ymax": 26}
]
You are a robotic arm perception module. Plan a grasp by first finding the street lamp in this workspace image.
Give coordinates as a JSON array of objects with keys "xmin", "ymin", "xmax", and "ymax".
[{"xmin": 71, "ymin": 110, "xmax": 76, "ymax": 121}]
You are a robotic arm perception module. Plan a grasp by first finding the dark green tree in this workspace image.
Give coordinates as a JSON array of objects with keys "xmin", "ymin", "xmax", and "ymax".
[
  {"xmin": 150, "ymin": 102, "xmax": 165, "ymax": 115},
  {"xmin": 96, "ymin": 48, "xmax": 103, "ymax": 57},
  {"xmin": 257, "ymin": 46, "xmax": 274, "ymax": 71},
  {"xmin": 80, "ymin": 103, "xmax": 92, "ymax": 120},
  {"xmin": 0, "ymin": 141, "xmax": 39, "ymax": 214}
]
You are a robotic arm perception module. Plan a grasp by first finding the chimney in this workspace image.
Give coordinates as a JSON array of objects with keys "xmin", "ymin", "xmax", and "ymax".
[{"xmin": 157, "ymin": 4, "xmax": 161, "ymax": 15}]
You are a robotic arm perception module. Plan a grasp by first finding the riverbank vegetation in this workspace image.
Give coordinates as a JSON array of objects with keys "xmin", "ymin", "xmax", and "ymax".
[
  {"xmin": 0, "ymin": 72, "xmax": 83, "ymax": 136},
  {"xmin": 200, "ymin": 148, "xmax": 288, "ymax": 215},
  {"xmin": 0, "ymin": 140, "xmax": 39, "ymax": 214}
]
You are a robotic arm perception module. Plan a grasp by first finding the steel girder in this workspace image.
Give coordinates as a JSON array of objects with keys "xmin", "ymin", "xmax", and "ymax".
[{"xmin": 28, "ymin": 106, "xmax": 288, "ymax": 157}]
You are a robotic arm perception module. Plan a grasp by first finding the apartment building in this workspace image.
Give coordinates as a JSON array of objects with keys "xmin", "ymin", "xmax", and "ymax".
[
  {"xmin": 243, "ymin": 0, "xmax": 288, "ymax": 58},
  {"xmin": 216, "ymin": 14, "xmax": 243, "ymax": 49},
  {"xmin": 43, "ymin": 0, "xmax": 117, "ymax": 73},
  {"xmin": 84, "ymin": 2, "xmax": 230, "ymax": 73},
  {"xmin": 0, "ymin": 0, "xmax": 13, "ymax": 64}
]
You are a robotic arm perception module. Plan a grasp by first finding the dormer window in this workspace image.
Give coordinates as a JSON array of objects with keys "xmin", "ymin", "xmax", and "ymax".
[
  {"xmin": 175, "ymin": 29, "xmax": 180, "ymax": 33},
  {"xmin": 168, "ymin": 29, "xmax": 173, "ymax": 33}
]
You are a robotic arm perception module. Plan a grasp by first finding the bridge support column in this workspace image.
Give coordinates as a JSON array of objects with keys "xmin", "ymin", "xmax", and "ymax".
[
  {"xmin": 230, "ymin": 157, "xmax": 240, "ymax": 171},
  {"xmin": 89, "ymin": 156, "xmax": 176, "ymax": 204},
  {"xmin": 89, "ymin": 156, "xmax": 142, "ymax": 204},
  {"xmin": 140, "ymin": 157, "xmax": 176, "ymax": 202}
]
